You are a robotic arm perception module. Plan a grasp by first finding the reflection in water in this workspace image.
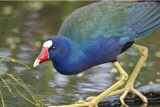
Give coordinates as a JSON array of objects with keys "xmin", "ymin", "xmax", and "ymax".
[{"xmin": 0, "ymin": 1, "xmax": 160, "ymax": 107}]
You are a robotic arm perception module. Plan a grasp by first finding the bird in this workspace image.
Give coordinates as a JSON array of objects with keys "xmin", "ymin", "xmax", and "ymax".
[{"xmin": 33, "ymin": 0, "xmax": 160, "ymax": 107}]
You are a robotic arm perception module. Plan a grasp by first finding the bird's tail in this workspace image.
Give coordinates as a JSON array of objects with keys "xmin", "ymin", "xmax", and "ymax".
[{"xmin": 128, "ymin": 1, "xmax": 160, "ymax": 41}]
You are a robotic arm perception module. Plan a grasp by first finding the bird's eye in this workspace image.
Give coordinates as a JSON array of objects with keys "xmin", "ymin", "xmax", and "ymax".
[{"xmin": 51, "ymin": 47, "xmax": 56, "ymax": 51}]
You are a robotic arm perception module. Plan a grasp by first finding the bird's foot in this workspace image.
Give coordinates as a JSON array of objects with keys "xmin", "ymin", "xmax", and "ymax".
[
  {"xmin": 120, "ymin": 86, "xmax": 147, "ymax": 107},
  {"xmin": 107, "ymin": 85, "xmax": 148, "ymax": 107}
]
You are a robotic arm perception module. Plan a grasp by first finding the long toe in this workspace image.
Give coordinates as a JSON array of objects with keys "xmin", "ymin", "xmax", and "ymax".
[
  {"xmin": 131, "ymin": 88, "xmax": 148, "ymax": 104},
  {"xmin": 118, "ymin": 87, "xmax": 148, "ymax": 107},
  {"xmin": 119, "ymin": 88, "xmax": 130, "ymax": 107}
]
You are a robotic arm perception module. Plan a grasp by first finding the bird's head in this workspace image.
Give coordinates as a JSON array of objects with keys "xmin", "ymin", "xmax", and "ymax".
[{"xmin": 33, "ymin": 36, "xmax": 70, "ymax": 67}]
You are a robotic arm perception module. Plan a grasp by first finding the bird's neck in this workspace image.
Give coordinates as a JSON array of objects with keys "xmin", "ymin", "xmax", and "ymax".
[{"xmin": 52, "ymin": 37, "xmax": 88, "ymax": 75}]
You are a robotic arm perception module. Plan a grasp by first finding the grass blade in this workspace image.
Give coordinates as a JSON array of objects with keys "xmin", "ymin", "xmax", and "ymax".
[
  {"xmin": 0, "ymin": 89, "xmax": 5, "ymax": 107},
  {"xmin": 10, "ymin": 80, "xmax": 39, "ymax": 106},
  {"xmin": 0, "ymin": 76, "xmax": 14, "ymax": 96},
  {"xmin": 0, "ymin": 56, "xmax": 31, "ymax": 70}
]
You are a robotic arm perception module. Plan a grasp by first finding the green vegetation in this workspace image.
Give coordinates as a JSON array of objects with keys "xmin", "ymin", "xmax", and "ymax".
[{"xmin": 0, "ymin": 56, "xmax": 44, "ymax": 107}]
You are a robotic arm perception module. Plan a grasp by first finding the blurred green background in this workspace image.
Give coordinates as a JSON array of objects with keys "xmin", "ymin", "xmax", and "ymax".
[{"xmin": 0, "ymin": 1, "xmax": 160, "ymax": 107}]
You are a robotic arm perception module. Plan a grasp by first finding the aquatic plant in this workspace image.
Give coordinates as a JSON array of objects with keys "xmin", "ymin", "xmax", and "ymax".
[{"xmin": 0, "ymin": 56, "xmax": 45, "ymax": 107}]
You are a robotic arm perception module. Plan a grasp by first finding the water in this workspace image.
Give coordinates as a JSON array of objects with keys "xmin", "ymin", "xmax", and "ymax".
[{"xmin": 0, "ymin": 1, "xmax": 160, "ymax": 107}]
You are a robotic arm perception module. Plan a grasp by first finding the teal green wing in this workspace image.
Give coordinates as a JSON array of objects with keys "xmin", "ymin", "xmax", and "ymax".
[
  {"xmin": 58, "ymin": 1, "xmax": 160, "ymax": 44},
  {"xmin": 58, "ymin": 1, "xmax": 137, "ymax": 42}
]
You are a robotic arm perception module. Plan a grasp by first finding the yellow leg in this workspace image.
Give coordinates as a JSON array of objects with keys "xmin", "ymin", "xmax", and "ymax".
[
  {"xmin": 49, "ymin": 62, "xmax": 128, "ymax": 107},
  {"xmin": 104, "ymin": 44, "xmax": 148, "ymax": 107},
  {"xmin": 120, "ymin": 44, "xmax": 148, "ymax": 106},
  {"xmin": 88, "ymin": 62, "xmax": 128, "ymax": 106}
]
